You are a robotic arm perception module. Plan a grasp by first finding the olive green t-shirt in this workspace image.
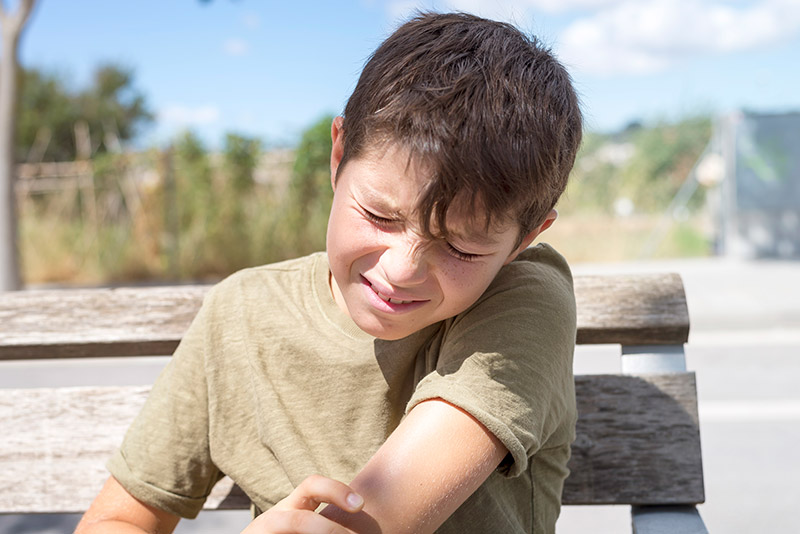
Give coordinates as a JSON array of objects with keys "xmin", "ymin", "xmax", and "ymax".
[{"xmin": 108, "ymin": 244, "xmax": 577, "ymax": 533}]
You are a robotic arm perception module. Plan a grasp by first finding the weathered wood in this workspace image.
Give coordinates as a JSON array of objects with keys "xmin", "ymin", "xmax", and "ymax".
[
  {"xmin": 0, "ymin": 285, "xmax": 207, "ymax": 359},
  {"xmin": 0, "ymin": 273, "xmax": 689, "ymax": 360},
  {"xmin": 574, "ymin": 273, "xmax": 689, "ymax": 346},
  {"xmin": 0, "ymin": 373, "xmax": 702, "ymax": 513},
  {"xmin": 565, "ymin": 373, "xmax": 704, "ymax": 505},
  {"xmin": 0, "ymin": 385, "xmax": 249, "ymax": 513}
]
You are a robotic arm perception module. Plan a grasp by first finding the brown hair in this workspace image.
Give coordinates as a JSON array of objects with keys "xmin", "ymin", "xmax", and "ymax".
[{"xmin": 340, "ymin": 12, "xmax": 582, "ymax": 243}]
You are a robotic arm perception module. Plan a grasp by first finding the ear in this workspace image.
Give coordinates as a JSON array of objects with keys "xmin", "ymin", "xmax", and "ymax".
[
  {"xmin": 503, "ymin": 209, "xmax": 558, "ymax": 265},
  {"xmin": 330, "ymin": 116, "xmax": 345, "ymax": 191}
]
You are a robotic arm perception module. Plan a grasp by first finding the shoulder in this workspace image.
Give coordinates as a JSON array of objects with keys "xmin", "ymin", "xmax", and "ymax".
[
  {"xmin": 498, "ymin": 243, "xmax": 572, "ymax": 291},
  {"xmin": 470, "ymin": 243, "xmax": 575, "ymax": 319},
  {"xmin": 205, "ymin": 252, "xmax": 324, "ymax": 303},
  {"xmin": 214, "ymin": 252, "xmax": 322, "ymax": 289},
  {"xmin": 438, "ymin": 243, "xmax": 576, "ymax": 356}
]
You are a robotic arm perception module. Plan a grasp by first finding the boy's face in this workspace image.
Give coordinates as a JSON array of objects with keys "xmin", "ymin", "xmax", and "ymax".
[{"xmin": 325, "ymin": 118, "xmax": 555, "ymax": 341}]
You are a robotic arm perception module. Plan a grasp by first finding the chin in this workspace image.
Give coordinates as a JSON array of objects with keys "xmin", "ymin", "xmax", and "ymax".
[
  {"xmin": 362, "ymin": 325, "xmax": 409, "ymax": 341},
  {"xmin": 355, "ymin": 316, "xmax": 416, "ymax": 341}
]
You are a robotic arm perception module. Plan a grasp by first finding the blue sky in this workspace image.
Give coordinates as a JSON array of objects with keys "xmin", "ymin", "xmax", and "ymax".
[{"xmin": 16, "ymin": 0, "xmax": 800, "ymax": 149}]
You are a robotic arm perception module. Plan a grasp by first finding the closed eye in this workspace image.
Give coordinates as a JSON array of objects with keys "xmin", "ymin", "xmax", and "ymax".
[
  {"xmin": 363, "ymin": 209, "xmax": 395, "ymax": 228},
  {"xmin": 364, "ymin": 206, "xmax": 481, "ymax": 261},
  {"xmin": 446, "ymin": 243, "xmax": 481, "ymax": 262}
]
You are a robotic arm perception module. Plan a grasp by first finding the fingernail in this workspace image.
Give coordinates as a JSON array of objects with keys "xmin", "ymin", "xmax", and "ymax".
[{"xmin": 346, "ymin": 492, "xmax": 363, "ymax": 509}]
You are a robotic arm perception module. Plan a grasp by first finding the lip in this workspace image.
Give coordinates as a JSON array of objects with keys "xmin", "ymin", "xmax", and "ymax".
[{"xmin": 360, "ymin": 275, "xmax": 429, "ymax": 313}]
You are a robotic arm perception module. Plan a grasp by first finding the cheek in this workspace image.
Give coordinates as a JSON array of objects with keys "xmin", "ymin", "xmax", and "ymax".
[
  {"xmin": 436, "ymin": 257, "xmax": 490, "ymax": 299},
  {"xmin": 329, "ymin": 215, "xmax": 385, "ymax": 272},
  {"xmin": 329, "ymin": 208, "xmax": 363, "ymax": 247}
]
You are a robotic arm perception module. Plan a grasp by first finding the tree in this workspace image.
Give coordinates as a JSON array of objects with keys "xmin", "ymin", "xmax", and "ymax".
[
  {"xmin": 76, "ymin": 64, "xmax": 153, "ymax": 156},
  {"xmin": 16, "ymin": 68, "xmax": 77, "ymax": 162},
  {"xmin": 16, "ymin": 64, "xmax": 153, "ymax": 162},
  {"xmin": 0, "ymin": 0, "xmax": 36, "ymax": 291}
]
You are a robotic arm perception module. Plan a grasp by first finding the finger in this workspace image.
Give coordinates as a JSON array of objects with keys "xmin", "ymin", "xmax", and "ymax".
[
  {"xmin": 268, "ymin": 509, "xmax": 356, "ymax": 534},
  {"xmin": 281, "ymin": 475, "xmax": 364, "ymax": 513}
]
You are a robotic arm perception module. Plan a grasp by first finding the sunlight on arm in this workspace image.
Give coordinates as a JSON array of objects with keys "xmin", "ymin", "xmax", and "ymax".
[{"xmin": 321, "ymin": 399, "xmax": 507, "ymax": 534}]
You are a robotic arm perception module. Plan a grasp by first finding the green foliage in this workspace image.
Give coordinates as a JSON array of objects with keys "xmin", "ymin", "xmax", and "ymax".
[
  {"xmin": 620, "ymin": 116, "xmax": 711, "ymax": 211},
  {"xmin": 562, "ymin": 115, "xmax": 712, "ymax": 216},
  {"xmin": 562, "ymin": 131, "xmax": 623, "ymax": 215},
  {"xmin": 210, "ymin": 132, "xmax": 263, "ymax": 271},
  {"xmin": 17, "ymin": 69, "xmax": 78, "ymax": 162},
  {"xmin": 20, "ymin": 113, "xmax": 716, "ymax": 285},
  {"xmin": 16, "ymin": 64, "xmax": 153, "ymax": 162},
  {"xmin": 284, "ymin": 114, "xmax": 334, "ymax": 256},
  {"xmin": 174, "ymin": 131, "xmax": 213, "ymax": 236},
  {"xmin": 223, "ymin": 132, "xmax": 261, "ymax": 193},
  {"xmin": 79, "ymin": 65, "xmax": 153, "ymax": 150},
  {"xmin": 168, "ymin": 131, "xmax": 266, "ymax": 279}
]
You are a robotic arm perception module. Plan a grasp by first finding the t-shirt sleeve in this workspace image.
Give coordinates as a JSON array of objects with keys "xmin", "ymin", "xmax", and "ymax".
[
  {"xmin": 106, "ymin": 287, "xmax": 225, "ymax": 519},
  {"xmin": 406, "ymin": 246, "xmax": 577, "ymax": 478}
]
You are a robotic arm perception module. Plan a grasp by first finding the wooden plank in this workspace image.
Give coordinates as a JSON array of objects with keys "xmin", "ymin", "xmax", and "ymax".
[
  {"xmin": 0, "ymin": 285, "xmax": 207, "ymax": 360},
  {"xmin": 564, "ymin": 373, "xmax": 704, "ymax": 505},
  {"xmin": 574, "ymin": 273, "xmax": 689, "ymax": 346},
  {"xmin": 0, "ymin": 273, "xmax": 689, "ymax": 360},
  {"xmin": 0, "ymin": 386, "xmax": 249, "ymax": 513},
  {"xmin": 0, "ymin": 373, "xmax": 702, "ymax": 513}
]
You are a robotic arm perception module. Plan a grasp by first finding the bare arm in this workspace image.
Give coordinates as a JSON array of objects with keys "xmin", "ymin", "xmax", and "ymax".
[
  {"xmin": 77, "ymin": 398, "xmax": 504, "ymax": 534},
  {"xmin": 74, "ymin": 476, "xmax": 181, "ymax": 534},
  {"xmin": 320, "ymin": 398, "xmax": 508, "ymax": 534},
  {"xmin": 76, "ymin": 474, "xmax": 366, "ymax": 534}
]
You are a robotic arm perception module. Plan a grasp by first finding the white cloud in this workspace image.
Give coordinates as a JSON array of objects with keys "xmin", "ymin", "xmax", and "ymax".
[
  {"xmin": 223, "ymin": 38, "xmax": 249, "ymax": 56},
  {"xmin": 558, "ymin": 0, "xmax": 800, "ymax": 76},
  {"xmin": 159, "ymin": 105, "xmax": 220, "ymax": 127}
]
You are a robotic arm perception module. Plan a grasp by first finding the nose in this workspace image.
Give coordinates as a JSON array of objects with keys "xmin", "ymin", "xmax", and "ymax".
[{"xmin": 379, "ymin": 236, "xmax": 429, "ymax": 287}]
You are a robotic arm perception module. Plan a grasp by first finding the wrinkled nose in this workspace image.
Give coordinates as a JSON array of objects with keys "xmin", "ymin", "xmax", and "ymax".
[{"xmin": 380, "ymin": 238, "xmax": 429, "ymax": 287}]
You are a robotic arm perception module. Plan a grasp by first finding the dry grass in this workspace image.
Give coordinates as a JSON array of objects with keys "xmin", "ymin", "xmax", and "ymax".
[
  {"xmin": 542, "ymin": 213, "xmax": 712, "ymax": 264},
  {"xmin": 19, "ymin": 186, "xmax": 713, "ymax": 287}
]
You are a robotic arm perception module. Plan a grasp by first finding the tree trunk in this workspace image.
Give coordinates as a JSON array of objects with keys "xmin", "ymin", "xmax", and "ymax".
[{"xmin": 0, "ymin": 0, "xmax": 36, "ymax": 291}]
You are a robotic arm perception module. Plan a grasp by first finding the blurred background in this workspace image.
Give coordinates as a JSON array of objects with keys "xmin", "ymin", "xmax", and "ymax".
[{"xmin": 0, "ymin": 0, "xmax": 798, "ymax": 532}]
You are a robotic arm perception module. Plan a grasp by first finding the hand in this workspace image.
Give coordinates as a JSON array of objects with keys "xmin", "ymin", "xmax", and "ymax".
[{"xmin": 241, "ymin": 475, "xmax": 364, "ymax": 534}]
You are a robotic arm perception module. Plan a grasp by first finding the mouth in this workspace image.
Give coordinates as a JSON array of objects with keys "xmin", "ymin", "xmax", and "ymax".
[
  {"xmin": 360, "ymin": 276, "xmax": 427, "ymax": 310},
  {"xmin": 374, "ymin": 290, "xmax": 414, "ymax": 305}
]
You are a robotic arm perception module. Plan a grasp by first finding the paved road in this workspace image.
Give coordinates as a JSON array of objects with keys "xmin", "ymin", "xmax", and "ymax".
[{"xmin": 2, "ymin": 257, "xmax": 798, "ymax": 533}]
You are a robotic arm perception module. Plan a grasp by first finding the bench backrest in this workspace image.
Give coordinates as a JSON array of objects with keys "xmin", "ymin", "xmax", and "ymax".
[{"xmin": 0, "ymin": 273, "xmax": 703, "ymax": 513}]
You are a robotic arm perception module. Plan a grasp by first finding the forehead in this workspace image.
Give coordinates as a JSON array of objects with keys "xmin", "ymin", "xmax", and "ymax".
[{"xmin": 348, "ymin": 143, "xmax": 429, "ymax": 205}]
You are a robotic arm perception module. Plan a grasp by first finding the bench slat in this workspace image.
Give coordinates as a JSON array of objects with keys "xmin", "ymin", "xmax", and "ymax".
[
  {"xmin": 567, "ymin": 372, "xmax": 704, "ymax": 505},
  {"xmin": 574, "ymin": 273, "xmax": 689, "ymax": 346},
  {"xmin": 0, "ymin": 273, "xmax": 689, "ymax": 360},
  {"xmin": 0, "ymin": 372, "xmax": 702, "ymax": 513},
  {"xmin": 0, "ymin": 286, "xmax": 206, "ymax": 360}
]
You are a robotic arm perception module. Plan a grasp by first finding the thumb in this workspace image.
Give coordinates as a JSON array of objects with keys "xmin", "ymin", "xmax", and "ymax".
[{"xmin": 278, "ymin": 475, "xmax": 364, "ymax": 513}]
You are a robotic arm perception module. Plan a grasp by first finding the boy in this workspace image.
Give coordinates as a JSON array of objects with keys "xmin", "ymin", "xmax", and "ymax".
[{"xmin": 76, "ymin": 11, "xmax": 582, "ymax": 534}]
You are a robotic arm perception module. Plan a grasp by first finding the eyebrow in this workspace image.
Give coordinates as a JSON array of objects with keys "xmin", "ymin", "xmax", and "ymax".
[
  {"xmin": 357, "ymin": 184, "xmax": 500, "ymax": 247},
  {"xmin": 358, "ymin": 187, "xmax": 405, "ymax": 217},
  {"xmin": 447, "ymin": 229, "xmax": 500, "ymax": 247}
]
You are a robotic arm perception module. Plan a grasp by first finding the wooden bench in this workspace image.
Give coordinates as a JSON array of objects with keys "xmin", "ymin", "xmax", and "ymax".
[{"xmin": 0, "ymin": 273, "xmax": 708, "ymax": 533}]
